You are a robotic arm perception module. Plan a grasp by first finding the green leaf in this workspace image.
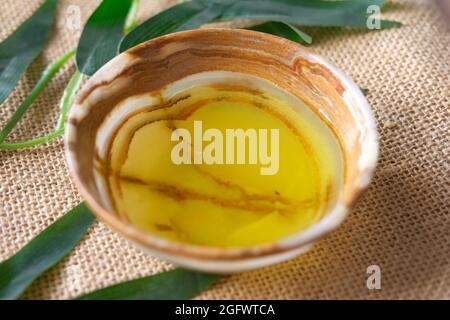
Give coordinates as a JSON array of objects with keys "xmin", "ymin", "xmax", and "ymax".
[
  {"xmin": 215, "ymin": 0, "xmax": 400, "ymax": 28},
  {"xmin": 76, "ymin": 0, "xmax": 133, "ymax": 75},
  {"xmin": 77, "ymin": 268, "xmax": 220, "ymax": 300},
  {"xmin": 119, "ymin": 1, "xmax": 225, "ymax": 52},
  {"xmin": 120, "ymin": 0, "xmax": 400, "ymax": 52},
  {"xmin": 0, "ymin": 50, "xmax": 75, "ymax": 143},
  {"xmin": 0, "ymin": 203, "xmax": 95, "ymax": 300},
  {"xmin": 0, "ymin": 0, "xmax": 57, "ymax": 105},
  {"xmin": 248, "ymin": 21, "xmax": 312, "ymax": 45}
]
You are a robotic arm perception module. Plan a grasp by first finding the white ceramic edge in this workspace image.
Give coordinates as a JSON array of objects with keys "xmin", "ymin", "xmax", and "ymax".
[
  {"xmin": 300, "ymin": 52, "xmax": 380, "ymax": 190},
  {"xmin": 131, "ymin": 236, "xmax": 315, "ymax": 273}
]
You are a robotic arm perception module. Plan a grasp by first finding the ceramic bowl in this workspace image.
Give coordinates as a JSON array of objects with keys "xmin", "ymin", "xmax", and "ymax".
[{"xmin": 65, "ymin": 28, "xmax": 378, "ymax": 273}]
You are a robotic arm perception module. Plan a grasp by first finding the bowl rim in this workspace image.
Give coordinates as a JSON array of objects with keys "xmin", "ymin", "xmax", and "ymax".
[{"xmin": 65, "ymin": 28, "xmax": 378, "ymax": 261}]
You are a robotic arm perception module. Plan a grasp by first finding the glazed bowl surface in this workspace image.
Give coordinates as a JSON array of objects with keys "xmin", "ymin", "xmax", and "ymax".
[{"xmin": 65, "ymin": 28, "xmax": 378, "ymax": 272}]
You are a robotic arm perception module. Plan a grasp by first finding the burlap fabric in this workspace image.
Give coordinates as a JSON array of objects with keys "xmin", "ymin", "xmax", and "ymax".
[{"xmin": 0, "ymin": 0, "xmax": 448, "ymax": 300}]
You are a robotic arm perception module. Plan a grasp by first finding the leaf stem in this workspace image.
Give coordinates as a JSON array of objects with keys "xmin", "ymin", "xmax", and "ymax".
[
  {"xmin": 0, "ymin": 49, "xmax": 75, "ymax": 143},
  {"xmin": 124, "ymin": 0, "xmax": 140, "ymax": 34},
  {"xmin": 55, "ymin": 70, "xmax": 83, "ymax": 131},
  {"xmin": 0, "ymin": 129, "xmax": 64, "ymax": 149},
  {"xmin": 0, "ymin": 69, "xmax": 83, "ymax": 150}
]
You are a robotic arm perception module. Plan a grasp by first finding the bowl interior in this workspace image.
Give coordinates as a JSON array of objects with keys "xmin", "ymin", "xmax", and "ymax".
[{"xmin": 65, "ymin": 28, "xmax": 377, "ymax": 261}]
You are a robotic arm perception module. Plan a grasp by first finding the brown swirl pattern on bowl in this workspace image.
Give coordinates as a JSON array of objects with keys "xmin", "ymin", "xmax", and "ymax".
[{"xmin": 65, "ymin": 29, "xmax": 378, "ymax": 267}]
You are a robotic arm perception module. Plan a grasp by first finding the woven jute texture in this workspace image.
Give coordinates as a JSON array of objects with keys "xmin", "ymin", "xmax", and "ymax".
[{"xmin": 0, "ymin": 0, "xmax": 449, "ymax": 300}]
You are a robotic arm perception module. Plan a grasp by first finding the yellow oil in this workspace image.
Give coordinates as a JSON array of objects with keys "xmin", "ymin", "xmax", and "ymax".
[{"xmin": 106, "ymin": 77, "xmax": 343, "ymax": 247}]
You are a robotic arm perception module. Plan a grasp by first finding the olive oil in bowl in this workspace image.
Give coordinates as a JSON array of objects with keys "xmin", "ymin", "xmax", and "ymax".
[{"xmin": 105, "ymin": 72, "xmax": 343, "ymax": 248}]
